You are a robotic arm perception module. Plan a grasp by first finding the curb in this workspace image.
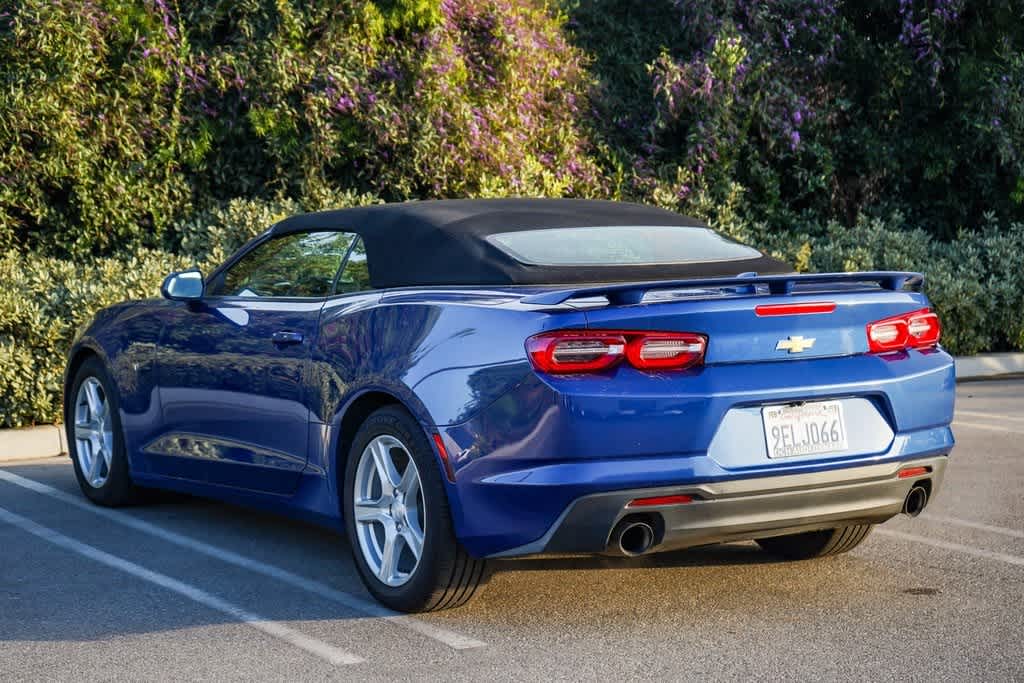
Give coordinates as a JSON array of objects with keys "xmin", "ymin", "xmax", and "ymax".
[
  {"xmin": 0, "ymin": 425, "xmax": 67, "ymax": 463},
  {"xmin": 955, "ymin": 352, "xmax": 1024, "ymax": 380}
]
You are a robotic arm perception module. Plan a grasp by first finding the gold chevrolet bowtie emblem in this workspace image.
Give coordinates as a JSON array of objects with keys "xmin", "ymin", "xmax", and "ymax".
[{"xmin": 776, "ymin": 335, "xmax": 816, "ymax": 353}]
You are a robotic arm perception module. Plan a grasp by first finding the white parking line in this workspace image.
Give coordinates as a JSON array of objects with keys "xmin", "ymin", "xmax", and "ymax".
[
  {"xmin": 955, "ymin": 409, "xmax": 1024, "ymax": 424},
  {"xmin": 0, "ymin": 504, "xmax": 363, "ymax": 666},
  {"xmin": 877, "ymin": 529, "xmax": 1024, "ymax": 568},
  {"xmin": 952, "ymin": 420, "xmax": 1020, "ymax": 434},
  {"xmin": 921, "ymin": 514, "xmax": 1024, "ymax": 540},
  {"xmin": 0, "ymin": 469, "xmax": 485, "ymax": 650}
]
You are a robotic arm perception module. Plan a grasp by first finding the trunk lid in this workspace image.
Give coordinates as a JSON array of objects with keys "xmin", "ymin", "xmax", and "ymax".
[{"xmin": 526, "ymin": 272, "xmax": 932, "ymax": 365}]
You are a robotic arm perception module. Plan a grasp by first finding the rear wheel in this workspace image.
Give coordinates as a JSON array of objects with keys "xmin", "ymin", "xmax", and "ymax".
[
  {"xmin": 343, "ymin": 406, "xmax": 489, "ymax": 612},
  {"xmin": 66, "ymin": 357, "xmax": 138, "ymax": 506},
  {"xmin": 756, "ymin": 524, "xmax": 874, "ymax": 560}
]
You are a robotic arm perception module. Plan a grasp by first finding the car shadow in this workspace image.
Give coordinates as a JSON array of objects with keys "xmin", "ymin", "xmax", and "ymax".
[
  {"xmin": 0, "ymin": 460, "xmax": 824, "ymax": 646},
  {"xmin": 492, "ymin": 542, "xmax": 780, "ymax": 573}
]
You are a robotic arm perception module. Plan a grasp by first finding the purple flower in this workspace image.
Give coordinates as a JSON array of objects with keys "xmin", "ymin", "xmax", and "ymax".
[{"xmin": 789, "ymin": 130, "xmax": 801, "ymax": 150}]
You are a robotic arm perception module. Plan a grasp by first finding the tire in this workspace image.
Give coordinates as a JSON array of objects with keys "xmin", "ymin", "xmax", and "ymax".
[
  {"xmin": 66, "ymin": 357, "xmax": 139, "ymax": 506},
  {"xmin": 343, "ymin": 406, "xmax": 489, "ymax": 612},
  {"xmin": 756, "ymin": 524, "xmax": 874, "ymax": 560}
]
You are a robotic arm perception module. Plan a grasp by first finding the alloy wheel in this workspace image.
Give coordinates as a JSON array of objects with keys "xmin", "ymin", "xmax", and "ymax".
[
  {"xmin": 74, "ymin": 377, "xmax": 114, "ymax": 488},
  {"xmin": 352, "ymin": 434, "xmax": 426, "ymax": 587}
]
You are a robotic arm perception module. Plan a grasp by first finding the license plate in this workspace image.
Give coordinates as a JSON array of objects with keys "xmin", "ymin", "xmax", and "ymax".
[{"xmin": 762, "ymin": 400, "xmax": 848, "ymax": 459}]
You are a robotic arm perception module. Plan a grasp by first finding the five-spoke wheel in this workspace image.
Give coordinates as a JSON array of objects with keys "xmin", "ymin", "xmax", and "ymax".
[
  {"xmin": 67, "ymin": 357, "xmax": 138, "ymax": 506},
  {"xmin": 344, "ymin": 406, "xmax": 489, "ymax": 612},
  {"xmin": 73, "ymin": 377, "xmax": 114, "ymax": 488},
  {"xmin": 353, "ymin": 435, "xmax": 426, "ymax": 587}
]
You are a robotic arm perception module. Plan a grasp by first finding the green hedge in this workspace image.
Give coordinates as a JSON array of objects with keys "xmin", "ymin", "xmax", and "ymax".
[
  {"xmin": 0, "ymin": 192, "xmax": 380, "ymax": 428},
  {"xmin": 2, "ymin": 199, "xmax": 1022, "ymax": 429}
]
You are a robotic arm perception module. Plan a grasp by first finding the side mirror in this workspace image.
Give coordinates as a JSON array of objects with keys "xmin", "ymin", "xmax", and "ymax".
[{"xmin": 161, "ymin": 269, "xmax": 205, "ymax": 301}]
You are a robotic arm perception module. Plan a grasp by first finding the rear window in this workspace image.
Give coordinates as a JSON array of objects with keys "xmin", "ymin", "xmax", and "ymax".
[{"xmin": 486, "ymin": 225, "xmax": 762, "ymax": 266}]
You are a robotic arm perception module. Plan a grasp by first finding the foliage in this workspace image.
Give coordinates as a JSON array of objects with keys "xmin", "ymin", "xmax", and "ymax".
[
  {"xmin": 715, "ymin": 212, "xmax": 1024, "ymax": 356},
  {"xmin": 0, "ymin": 192, "xmax": 379, "ymax": 428},
  {"xmin": 0, "ymin": 0, "xmax": 598, "ymax": 255},
  {"xmin": 565, "ymin": 0, "xmax": 1024, "ymax": 236}
]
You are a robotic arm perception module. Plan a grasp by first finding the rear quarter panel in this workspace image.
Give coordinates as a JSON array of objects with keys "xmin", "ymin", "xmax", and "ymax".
[
  {"xmin": 310, "ymin": 291, "xmax": 586, "ymax": 427},
  {"xmin": 307, "ymin": 292, "xmax": 587, "ymax": 499}
]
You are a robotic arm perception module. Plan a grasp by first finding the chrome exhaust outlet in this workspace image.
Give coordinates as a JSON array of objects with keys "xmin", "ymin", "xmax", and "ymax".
[
  {"xmin": 611, "ymin": 520, "xmax": 656, "ymax": 557},
  {"xmin": 902, "ymin": 485, "xmax": 929, "ymax": 517}
]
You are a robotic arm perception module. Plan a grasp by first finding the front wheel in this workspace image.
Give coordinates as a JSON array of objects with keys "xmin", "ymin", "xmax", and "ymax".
[
  {"xmin": 756, "ymin": 524, "xmax": 874, "ymax": 560},
  {"xmin": 66, "ymin": 357, "xmax": 138, "ymax": 506},
  {"xmin": 343, "ymin": 406, "xmax": 489, "ymax": 612}
]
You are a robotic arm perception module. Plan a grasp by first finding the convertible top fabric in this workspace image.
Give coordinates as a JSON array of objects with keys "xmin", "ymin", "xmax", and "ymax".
[{"xmin": 269, "ymin": 198, "xmax": 791, "ymax": 288}]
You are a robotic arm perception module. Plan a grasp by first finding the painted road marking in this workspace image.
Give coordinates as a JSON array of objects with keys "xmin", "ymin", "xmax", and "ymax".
[
  {"xmin": 952, "ymin": 420, "xmax": 1020, "ymax": 434},
  {"xmin": 0, "ymin": 469, "xmax": 485, "ymax": 650},
  {"xmin": 877, "ymin": 528, "xmax": 1024, "ymax": 568},
  {"xmin": 955, "ymin": 409, "xmax": 1024, "ymax": 424},
  {"xmin": 922, "ymin": 514, "xmax": 1024, "ymax": 540},
  {"xmin": 0, "ymin": 504, "xmax": 363, "ymax": 666}
]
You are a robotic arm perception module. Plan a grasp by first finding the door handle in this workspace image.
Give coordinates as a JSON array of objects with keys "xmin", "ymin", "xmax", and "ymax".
[{"xmin": 271, "ymin": 330, "xmax": 304, "ymax": 345}]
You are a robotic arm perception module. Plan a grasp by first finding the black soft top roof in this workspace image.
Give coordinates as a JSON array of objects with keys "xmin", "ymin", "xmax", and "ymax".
[{"xmin": 270, "ymin": 198, "xmax": 790, "ymax": 288}]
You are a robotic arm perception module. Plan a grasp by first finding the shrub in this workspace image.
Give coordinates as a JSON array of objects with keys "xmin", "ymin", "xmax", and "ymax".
[
  {"xmin": 564, "ymin": 0, "xmax": 1024, "ymax": 236},
  {"xmin": 712, "ymin": 211, "xmax": 1024, "ymax": 356},
  {"xmin": 0, "ymin": 0, "xmax": 598, "ymax": 257},
  {"xmin": 0, "ymin": 191, "xmax": 381, "ymax": 428},
  {"xmin": 0, "ymin": 247, "xmax": 186, "ymax": 427}
]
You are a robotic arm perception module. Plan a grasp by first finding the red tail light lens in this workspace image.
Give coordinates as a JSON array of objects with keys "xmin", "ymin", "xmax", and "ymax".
[
  {"xmin": 625, "ymin": 333, "xmax": 706, "ymax": 370},
  {"xmin": 866, "ymin": 308, "xmax": 941, "ymax": 353},
  {"xmin": 526, "ymin": 330, "xmax": 706, "ymax": 374},
  {"xmin": 526, "ymin": 331, "xmax": 627, "ymax": 373}
]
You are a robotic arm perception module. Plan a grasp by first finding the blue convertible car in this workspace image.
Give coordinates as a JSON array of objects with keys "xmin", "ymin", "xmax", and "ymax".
[{"xmin": 65, "ymin": 199, "xmax": 955, "ymax": 611}]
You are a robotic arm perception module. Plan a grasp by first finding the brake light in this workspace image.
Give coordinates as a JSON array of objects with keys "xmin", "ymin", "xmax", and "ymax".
[
  {"xmin": 526, "ymin": 330, "xmax": 706, "ymax": 374},
  {"xmin": 526, "ymin": 331, "xmax": 627, "ymax": 373},
  {"xmin": 866, "ymin": 308, "xmax": 941, "ymax": 353},
  {"xmin": 755, "ymin": 302, "xmax": 837, "ymax": 316}
]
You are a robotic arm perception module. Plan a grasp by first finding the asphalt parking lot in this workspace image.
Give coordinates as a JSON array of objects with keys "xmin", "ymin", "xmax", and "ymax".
[{"xmin": 2, "ymin": 380, "xmax": 1022, "ymax": 681}]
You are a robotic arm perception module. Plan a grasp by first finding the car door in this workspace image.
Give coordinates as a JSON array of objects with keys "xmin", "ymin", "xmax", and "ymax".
[{"xmin": 150, "ymin": 230, "xmax": 357, "ymax": 494}]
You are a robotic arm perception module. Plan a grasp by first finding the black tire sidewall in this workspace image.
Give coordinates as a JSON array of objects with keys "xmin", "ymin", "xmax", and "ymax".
[
  {"xmin": 342, "ymin": 406, "xmax": 458, "ymax": 612},
  {"xmin": 66, "ymin": 357, "xmax": 135, "ymax": 506}
]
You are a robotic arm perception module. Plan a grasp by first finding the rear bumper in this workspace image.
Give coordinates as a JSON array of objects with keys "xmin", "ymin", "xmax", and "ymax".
[
  {"xmin": 440, "ymin": 349, "xmax": 955, "ymax": 557},
  {"xmin": 489, "ymin": 455, "xmax": 947, "ymax": 557}
]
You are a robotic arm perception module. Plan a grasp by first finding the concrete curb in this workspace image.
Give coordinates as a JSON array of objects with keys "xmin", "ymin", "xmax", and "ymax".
[
  {"xmin": 955, "ymin": 353, "xmax": 1024, "ymax": 380},
  {"xmin": 1, "ymin": 353, "xmax": 1021, "ymax": 463},
  {"xmin": 0, "ymin": 425, "xmax": 67, "ymax": 463}
]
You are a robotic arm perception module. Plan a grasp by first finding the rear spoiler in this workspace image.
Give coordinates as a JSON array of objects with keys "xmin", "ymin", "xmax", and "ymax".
[{"xmin": 520, "ymin": 271, "xmax": 924, "ymax": 306}]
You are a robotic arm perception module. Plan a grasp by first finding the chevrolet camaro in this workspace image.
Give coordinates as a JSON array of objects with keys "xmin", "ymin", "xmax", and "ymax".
[{"xmin": 64, "ymin": 199, "xmax": 955, "ymax": 611}]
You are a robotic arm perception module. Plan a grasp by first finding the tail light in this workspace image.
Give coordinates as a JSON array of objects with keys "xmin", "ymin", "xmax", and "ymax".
[
  {"xmin": 526, "ymin": 330, "xmax": 706, "ymax": 374},
  {"xmin": 866, "ymin": 308, "xmax": 941, "ymax": 353}
]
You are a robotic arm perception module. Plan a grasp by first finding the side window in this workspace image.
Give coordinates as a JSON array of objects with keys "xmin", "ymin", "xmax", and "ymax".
[
  {"xmin": 335, "ymin": 236, "xmax": 371, "ymax": 294},
  {"xmin": 208, "ymin": 231, "xmax": 355, "ymax": 298}
]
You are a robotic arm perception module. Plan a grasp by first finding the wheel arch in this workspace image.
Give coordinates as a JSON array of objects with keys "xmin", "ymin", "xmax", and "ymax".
[
  {"xmin": 63, "ymin": 343, "xmax": 107, "ymax": 422},
  {"xmin": 333, "ymin": 390, "xmax": 404, "ymax": 505}
]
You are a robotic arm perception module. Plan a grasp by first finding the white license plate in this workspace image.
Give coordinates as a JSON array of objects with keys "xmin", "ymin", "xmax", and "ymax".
[{"xmin": 762, "ymin": 401, "xmax": 848, "ymax": 459}]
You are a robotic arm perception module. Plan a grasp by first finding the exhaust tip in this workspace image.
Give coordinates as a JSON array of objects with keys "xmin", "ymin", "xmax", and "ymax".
[
  {"xmin": 903, "ymin": 485, "xmax": 929, "ymax": 517},
  {"xmin": 617, "ymin": 521, "xmax": 655, "ymax": 556}
]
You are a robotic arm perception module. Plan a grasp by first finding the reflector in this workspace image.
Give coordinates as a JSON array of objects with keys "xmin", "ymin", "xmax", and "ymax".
[{"xmin": 627, "ymin": 494, "xmax": 693, "ymax": 507}]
